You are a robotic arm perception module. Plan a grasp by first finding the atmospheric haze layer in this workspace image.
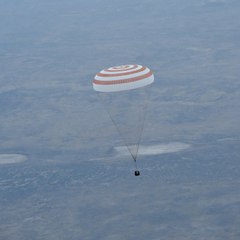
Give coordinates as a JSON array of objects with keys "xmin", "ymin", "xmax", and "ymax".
[{"xmin": 0, "ymin": 0, "xmax": 240, "ymax": 239}]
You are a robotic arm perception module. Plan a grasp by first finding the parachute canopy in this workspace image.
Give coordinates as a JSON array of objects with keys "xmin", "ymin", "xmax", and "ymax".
[{"xmin": 93, "ymin": 64, "xmax": 154, "ymax": 92}]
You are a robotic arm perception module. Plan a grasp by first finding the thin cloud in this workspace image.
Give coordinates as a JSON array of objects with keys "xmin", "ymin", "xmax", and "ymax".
[
  {"xmin": 115, "ymin": 142, "xmax": 190, "ymax": 156},
  {"xmin": 0, "ymin": 154, "xmax": 27, "ymax": 165}
]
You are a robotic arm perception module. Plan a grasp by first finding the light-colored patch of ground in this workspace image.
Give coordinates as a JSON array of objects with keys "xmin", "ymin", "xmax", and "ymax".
[
  {"xmin": 0, "ymin": 154, "xmax": 27, "ymax": 165},
  {"xmin": 115, "ymin": 142, "xmax": 190, "ymax": 156}
]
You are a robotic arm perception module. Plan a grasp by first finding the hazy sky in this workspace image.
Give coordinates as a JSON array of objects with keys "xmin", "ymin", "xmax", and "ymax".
[{"xmin": 0, "ymin": 0, "xmax": 240, "ymax": 239}]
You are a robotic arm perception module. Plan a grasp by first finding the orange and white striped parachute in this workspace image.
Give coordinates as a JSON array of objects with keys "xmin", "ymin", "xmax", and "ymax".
[
  {"xmin": 93, "ymin": 64, "xmax": 154, "ymax": 173},
  {"xmin": 93, "ymin": 64, "xmax": 154, "ymax": 92}
]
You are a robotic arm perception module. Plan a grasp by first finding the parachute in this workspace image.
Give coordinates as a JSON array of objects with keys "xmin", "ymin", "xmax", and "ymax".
[{"xmin": 93, "ymin": 64, "xmax": 154, "ymax": 175}]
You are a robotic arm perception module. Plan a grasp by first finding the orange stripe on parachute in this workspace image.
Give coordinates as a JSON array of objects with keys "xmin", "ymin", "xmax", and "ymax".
[{"xmin": 97, "ymin": 66, "xmax": 146, "ymax": 77}]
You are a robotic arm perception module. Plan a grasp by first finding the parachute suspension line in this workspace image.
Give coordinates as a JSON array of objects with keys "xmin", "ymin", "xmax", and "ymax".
[
  {"xmin": 109, "ymin": 109, "xmax": 137, "ymax": 164},
  {"xmin": 133, "ymin": 85, "xmax": 153, "ymax": 164},
  {"xmin": 97, "ymin": 93, "xmax": 138, "ymax": 168},
  {"xmin": 133, "ymin": 156, "xmax": 138, "ymax": 169}
]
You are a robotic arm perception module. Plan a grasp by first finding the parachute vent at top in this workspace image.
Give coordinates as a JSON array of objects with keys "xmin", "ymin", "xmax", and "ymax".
[{"xmin": 93, "ymin": 64, "xmax": 154, "ymax": 92}]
